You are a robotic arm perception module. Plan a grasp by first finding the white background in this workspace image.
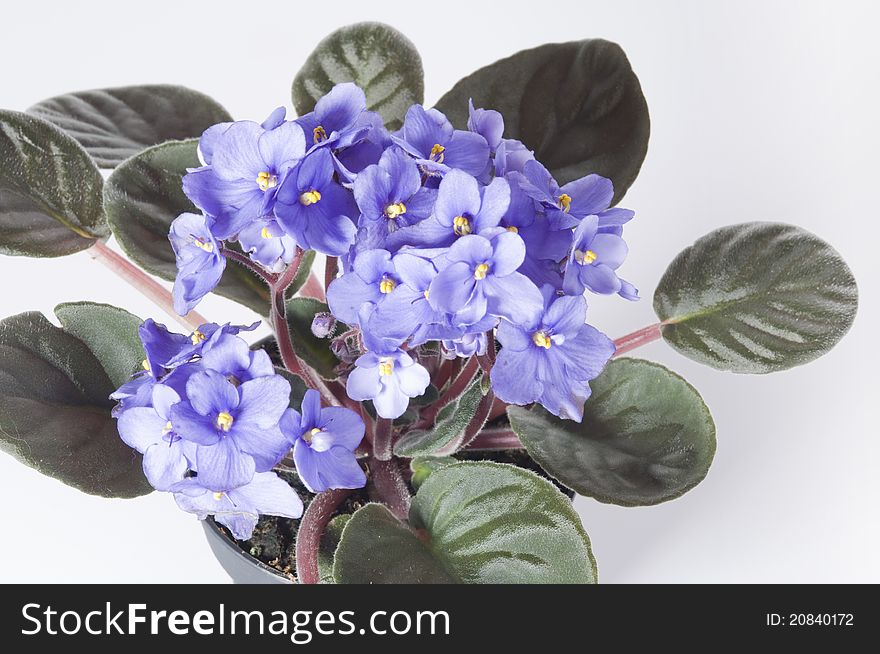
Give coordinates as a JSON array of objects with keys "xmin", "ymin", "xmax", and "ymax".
[{"xmin": 0, "ymin": 0, "xmax": 877, "ymax": 583}]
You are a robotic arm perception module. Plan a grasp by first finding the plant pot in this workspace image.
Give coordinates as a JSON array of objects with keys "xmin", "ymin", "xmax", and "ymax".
[
  {"xmin": 203, "ymin": 518, "xmax": 292, "ymax": 584},
  {"xmin": 202, "ymin": 448, "xmax": 572, "ymax": 584}
]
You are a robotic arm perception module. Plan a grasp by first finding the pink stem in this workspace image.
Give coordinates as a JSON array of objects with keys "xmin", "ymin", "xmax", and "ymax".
[
  {"xmin": 89, "ymin": 241, "xmax": 207, "ymax": 332},
  {"xmin": 373, "ymin": 418, "xmax": 394, "ymax": 461},
  {"xmin": 612, "ymin": 322, "xmax": 664, "ymax": 357},
  {"xmin": 295, "ymin": 488, "xmax": 353, "ymax": 584},
  {"xmin": 466, "ymin": 429, "xmax": 524, "ymax": 451},
  {"xmin": 299, "ymin": 273, "xmax": 325, "ymax": 300},
  {"xmin": 368, "ymin": 458, "xmax": 411, "ymax": 520},
  {"xmin": 219, "ymin": 245, "xmax": 276, "ymax": 285}
]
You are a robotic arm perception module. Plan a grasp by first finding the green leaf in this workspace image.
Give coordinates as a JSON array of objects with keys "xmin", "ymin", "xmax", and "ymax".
[
  {"xmin": 654, "ymin": 222, "xmax": 858, "ymax": 373},
  {"xmin": 288, "ymin": 249, "xmax": 317, "ymax": 297},
  {"xmin": 284, "ymin": 297, "xmax": 343, "ymax": 379},
  {"xmin": 334, "ymin": 462, "xmax": 596, "ymax": 584},
  {"xmin": 27, "ymin": 85, "xmax": 232, "ymax": 168},
  {"xmin": 393, "ymin": 374, "xmax": 484, "ymax": 457},
  {"xmin": 0, "ymin": 110, "xmax": 106, "ymax": 257},
  {"xmin": 508, "ymin": 358, "xmax": 716, "ymax": 507},
  {"xmin": 273, "ymin": 366, "xmax": 309, "ymax": 409},
  {"xmin": 318, "ymin": 514, "xmax": 351, "ymax": 584},
  {"xmin": 409, "ymin": 456, "xmax": 457, "ymax": 489},
  {"xmin": 0, "ymin": 311, "xmax": 152, "ymax": 498},
  {"xmin": 435, "ymin": 39, "xmax": 650, "ymax": 203},
  {"xmin": 333, "ymin": 504, "xmax": 456, "ymax": 584},
  {"xmin": 103, "ymin": 139, "xmax": 271, "ymax": 314},
  {"xmin": 293, "ymin": 22, "xmax": 424, "ymax": 131},
  {"xmin": 55, "ymin": 301, "xmax": 144, "ymax": 390}
]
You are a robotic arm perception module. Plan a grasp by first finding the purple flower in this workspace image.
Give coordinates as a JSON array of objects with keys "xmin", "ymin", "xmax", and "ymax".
[
  {"xmin": 562, "ymin": 215, "xmax": 631, "ymax": 296},
  {"xmin": 326, "ymin": 249, "xmax": 399, "ymax": 325},
  {"xmin": 353, "ymin": 147, "xmax": 435, "ymax": 251},
  {"xmin": 168, "ymin": 369, "xmax": 291, "ymax": 490},
  {"xmin": 386, "ymin": 169, "xmax": 509, "ymax": 250},
  {"xmin": 335, "ymin": 111, "xmax": 392, "ymax": 181},
  {"xmin": 183, "ymin": 112, "xmax": 306, "ymax": 239},
  {"xmin": 237, "ymin": 216, "xmax": 299, "ymax": 273},
  {"xmin": 346, "ymin": 346, "xmax": 430, "ymax": 419},
  {"xmin": 494, "ymin": 138, "xmax": 535, "ymax": 176},
  {"xmin": 110, "ymin": 318, "xmax": 190, "ymax": 413},
  {"xmin": 491, "ymin": 288, "xmax": 615, "ymax": 421},
  {"xmin": 467, "ymin": 100, "xmax": 504, "ymax": 153},
  {"xmin": 442, "ymin": 332, "xmax": 488, "ymax": 359},
  {"xmin": 391, "ymin": 104, "xmax": 489, "ymax": 178},
  {"xmin": 295, "ymin": 83, "xmax": 372, "ymax": 153},
  {"xmin": 280, "ymin": 389, "xmax": 366, "ymax": 493},
  {"xmin": 117, "ymin": 384, "xmax": 192, "ymax": 490},
  {"xmin": 174, "ymin": 472, "xmax": 303, "ymax": 541},
  {"xmin": 515, "ymin": 160, "xmax": 614, "ymax": 229},
  {"xmin": 274, "ymin": 149, "xmax": 358, "ymax": 256},
  {"xmin": 169, "ymin": 212, "xmax": 226, "ymax": 315},
  {"xmin": 366, "ymin": 252, "xmax": 456, "ymax": 346},
  {"xmin": 427, "ymin": 232, "xmax": 544, "ymax": 327}
]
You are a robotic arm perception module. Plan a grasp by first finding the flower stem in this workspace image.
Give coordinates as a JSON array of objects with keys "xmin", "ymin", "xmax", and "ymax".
[
  {"xmin": 368, "ymin": 458, "xmax": 411, "ymax": 521},
  {"xmin": 418, "ymin": 357, "xmax": 480, "ymax": 426},
  {"xmin": 295, "ymin": 488, "xmax": 353, "ymax": 585},
  {"xmin": 440, "ymin": 389, "xmax": 494, "ymax": 455},
  {"xmin": 373, "ymin": 418, "xmax": 394, "ymax": 461},
  {"xmin": 612, "ymin": 322, "xmax": 664, "ymax": 357},
  {"xmin": 269, "ymin": 250, "xmax": 341, "ymax": 406},
  {"xmin": 465, "ymin": 428, "xmax": 524, "ymax": 451},
  {"xmin": 219, "ymin": 245, "xmax": 277, "ymax": 285},
  {"xmin": 324, "ymin": 256, "xmax": 338, "ymax": 291},
  {"xmin": 89, "ymin": 240, "xmax": 206, "ymax": 332},
  {"xmin": 299, "ymin": 273, "xmax": 325, "ymax": 300}
]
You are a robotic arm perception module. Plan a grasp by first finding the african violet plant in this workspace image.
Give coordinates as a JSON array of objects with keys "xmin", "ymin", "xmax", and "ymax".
[{"xmin": 0, "ymin": 23, "xmax": 858, "ymax": 584}]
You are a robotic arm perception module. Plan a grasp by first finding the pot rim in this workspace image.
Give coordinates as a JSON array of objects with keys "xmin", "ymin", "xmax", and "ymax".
[{"xmin": 203, "ymin": 517, "xmax": 294, "ymax": 582}]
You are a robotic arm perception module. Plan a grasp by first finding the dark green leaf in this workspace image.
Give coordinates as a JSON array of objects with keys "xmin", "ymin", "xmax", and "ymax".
[
  {"xmin": 103, "ymin": 139, "xmax": 271, "ymax": 314},
  {"xmin": 288, "ymin": 249, "xmax": 317, "ymax": 297},
  {"xmin": 27, "ymin": 85, "xmax": 232, "ymax": 168},
  {"xmin": 273, "ymin": 366, "xmax": 309, "ymax": 409},
  {"xmin": 55, "ymin": 301, "xmax": 144, "ymax": 390},
  {"xmin": 0, "ymin": 110, "xmax": 106, "ymax": 257},
  {"xmin": 508, "ymin": 358, "xmax": 716, "ymax": 506},
  {"xmin": 435, "ymin": 39, "xmax": 649, "ymax": 203},
  {"xmin": 393, "ymin": 375, "xmax": 484, "ymax": 457},
  {"xmin": 0, "ymin": 311, "xmax": 152, "ymax": 498},
  {"xmin": 334, "ymin": 462, "xmax": 596, "ymax": 584},
  {"xmin": 409, "ymin": 456, "xmax": 457, "ymax": 489},
  {"xmin": 284, "ymin": 297, "xmax": 343, "ymax": 379},
  {"xmin": 293, "ymin": 22, "xmax": 424, "ymax": 131},
  {"xmin": 654, "ymin": 222, "xmax": 858, "ymax": 373},
  {"xmin": 318, "ymin": 514, "xmax": 351, "ymax": 584}
]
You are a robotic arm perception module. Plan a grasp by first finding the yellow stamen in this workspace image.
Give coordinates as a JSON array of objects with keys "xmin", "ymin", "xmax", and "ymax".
[
  {"xmin": 260, "ymin": 226, "xmax": 273, "ymax": 239},
  {"xmin": 378, "ymin": 359, "xmax": 394, "ymax": 376},
  {"xmin": 423, "ymin": 289, "xmax": 430, "ymax": 300},
  {"xmin": 216, "ymin": 411, "xmax": 234, "ymax": 432},
  {"xmin": 506, "ymin": 225, "xmax": 519, "ymax": 233},
  {"xmin": 474, "ymin": 263, "xmax": 490, "ymax": 280},
  {"xmin": 191, "ymin": 330, "xmax": 206, "ymax": 345},
  {"xmin": 575, "ymin": 249, "xmax": 598, "ymax": 265},
  {"xmin": 299, "ymin": 189, "xmax": 322, "ymax": 206},
  {"xmin": 213, "ymin": 492, "xmax": 223, "ymax": 501},
  {"xmin": 429, "ymin": 143, "xmax": 446, "ymax": 163},
  {"xmin": 384, "ymin": 202, "xmax": 407, "ymax": 219},
  {"xmin": 304, "ymin": 426, "xmax": 322, "ymax": 443},
  {"xmin": 379, "ymin": 277, "xmax": 397, "ymax": 294},
  {"xmin": 557, "ymin": 193, "xmax": 572, "ymax": 212},
  {"xmin": 193, "ymin": 237, "xmax": 213, "ymax": 253},
  {"xmin": 162, "ymin": 421, "xmax": 173, "ymax": 435},
  {"xmin": 532, "ymin": 331, "xmax": 552, "ymax": 349},
  {"xmin": 453, "ymin": 215, "xmax": 471, "ymax": 236},
  {"xmin": 313, "ymin": 125, "xmax": 327, "ymax": 143},
  {"xmin": 141, "ymin": 359, "xmax": 150, "ymax": 371},
  {"xmin": 256, "ymin": 171, "xmax": 278, "ymax": 192}
]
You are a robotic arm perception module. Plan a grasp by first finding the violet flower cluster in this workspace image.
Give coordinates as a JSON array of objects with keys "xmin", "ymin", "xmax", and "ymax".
[
  {"xmin": 111, "ymin": 320, "xmax": 365, "ymax": 539},
  {"xmin": 168, "ymin": 83, "xmax": 636, "ymax": 425}
]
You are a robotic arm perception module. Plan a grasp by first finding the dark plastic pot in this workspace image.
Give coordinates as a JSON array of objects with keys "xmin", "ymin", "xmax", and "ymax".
[
  {"xmin": 202, "ymin": 518, "xmax": 292, "ymax": 584},
  {"xmin": 202, "ymin": 449, "xmax": 571, "ymax": 584}
]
